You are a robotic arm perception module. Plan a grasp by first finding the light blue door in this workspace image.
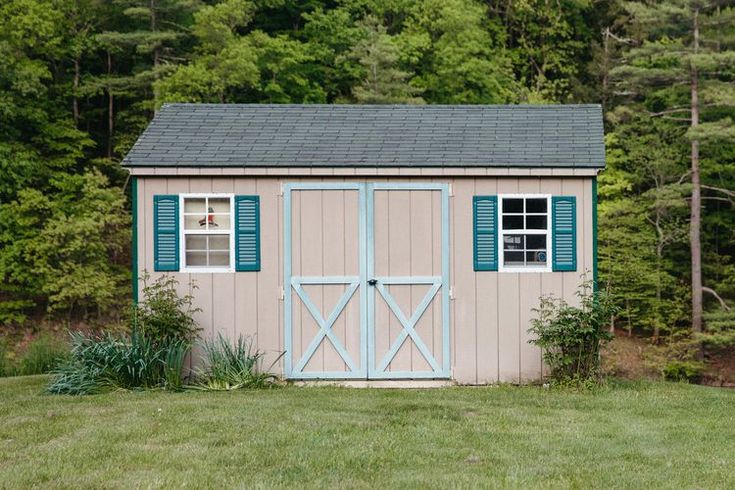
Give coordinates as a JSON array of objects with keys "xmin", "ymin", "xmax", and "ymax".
[{"xmin": 284, "ymin": 183, "xmax": 450, "ymax": 379}]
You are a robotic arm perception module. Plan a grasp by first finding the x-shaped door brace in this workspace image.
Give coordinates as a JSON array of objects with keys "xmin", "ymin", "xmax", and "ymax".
[
  {"xmin": 291, "ymin": 277, "xmax": 360, "ymax": 373},
  {"xmin": 374, "ymin": 277, "xmax": 442, "ymax": 373}
]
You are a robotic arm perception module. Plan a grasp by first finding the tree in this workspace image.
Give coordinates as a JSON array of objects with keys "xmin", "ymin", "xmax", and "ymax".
[
  {"xmin": 611, "ymin": 0, "xmax": 735, "ymax": 333},
  {"xmin": 342, "ymin": 15, "xmax": 422, "ymax": 104}
]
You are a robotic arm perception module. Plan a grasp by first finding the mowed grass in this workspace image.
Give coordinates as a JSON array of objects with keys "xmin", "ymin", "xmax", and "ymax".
[{"xmin": 1, "ymin": 377, "xmax": 734, "ymax": 489}]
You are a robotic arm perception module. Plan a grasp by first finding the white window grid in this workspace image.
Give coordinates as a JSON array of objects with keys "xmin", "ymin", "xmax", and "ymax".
[
  {"xmin": 179, "ymin": 194, "xmax": 235, "ymax": 272},
  {"xmin": 498, "ymin": 194, "xmax": 552, "ymax": 273}
]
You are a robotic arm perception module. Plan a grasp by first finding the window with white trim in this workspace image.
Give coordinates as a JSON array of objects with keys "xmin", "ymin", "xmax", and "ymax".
[
  {"xmin": 181, "ymin": 195, "xmax": 234, "ymax": 270},
  {"xmin": 499, "ymin": 195, "xmax": 551, "ymax": 271}
]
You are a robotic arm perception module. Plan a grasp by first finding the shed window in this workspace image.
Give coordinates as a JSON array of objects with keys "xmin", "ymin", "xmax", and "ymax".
[
  {"xmin": 499, "ymin": 195, "xmax": 551, "ymax": 272},
  {"xmin": 181, "ymin": 195, "xmax": 234, "ymax": 271}
]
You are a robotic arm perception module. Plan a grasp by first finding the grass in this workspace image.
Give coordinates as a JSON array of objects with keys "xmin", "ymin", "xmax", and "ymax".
[{"xmin": 1, "ymin": 377, "xmax": 734, "ymax": 489}]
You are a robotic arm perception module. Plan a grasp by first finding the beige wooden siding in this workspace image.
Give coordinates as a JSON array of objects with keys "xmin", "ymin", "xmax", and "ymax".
[{"xmin": 137, "ymin": 175, "xmax": 594, "ymax": 383}]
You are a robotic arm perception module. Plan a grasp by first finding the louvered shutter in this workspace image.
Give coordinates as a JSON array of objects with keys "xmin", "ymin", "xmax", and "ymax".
[
  {"xmin": 235, "ymin": 195, "xmax": 260, "ymax": 271},
  {"xmin": 473, "ymin": 196, "xmax": 498, "ymax": 271},
  {"xmin": 552, "ymin": 196, "xmax": 577, "ymax": 271},
  {"xmin": 153, "ymin": 195, "xmax": 179, "ymax": 271}
]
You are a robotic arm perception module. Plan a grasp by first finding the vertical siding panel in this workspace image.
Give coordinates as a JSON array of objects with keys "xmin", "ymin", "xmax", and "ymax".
[
  {"xmin": 538, "ymin": 177, "xmax": 564, "ymax": 379},
  {"xmin": 373, "ymin": 188, "xmax": 391, "ymax": 374},
  {"xmin": 299, "ymin": 189, "xmax": 325, "ymax": 371},
  {"xmin": 518, "ymin": 178, "xmax": 543, "ymax": 382},
  {"xmin": 497, "ymin": 178, "xmax": 520, "ymax": 383},
  {"xmin": 386, "ymin": 189, "xmax": 412, "ymax": 372},
  {"xmin": 561, "ymin": 178, "xmax": 585, "ymax": 305},
  {"xmin": 233, "ymin": 178, "xmax": 258, "ymax": 351},
  {"xmin": 583, "ymin": 178, "xmax": 594, "ymax": 285},
  {"xmin": 341, "ymin": 188, "xmax": 362, "ymax": 374},
  {"xmin": 255, "ymin": 179, "xmax": 282, "ymax": 372},
  {"xmin": 322, "ymin": 188, "xmax": 348, "ymax": 371},
  {"xmin": 187, "ymin": 178, "xmax": 215, "ymax": 340},
  {"xmin": 211, "ymin": 178, "xmax": 236, "ymax": 343},
  {"xmin": 431, "ymin": 183, "xmax": 443, "ymax": 372},
  {"xmin": 473, "ymin": 177, "xmax": 499, "ymax": 383},
  {"xmin": 409, "ymin": 189, "xmax": 435, "ymax": 372},
  {"xmin": 451, "ymin": 178, "xmax": 477, "ymax": 383}
]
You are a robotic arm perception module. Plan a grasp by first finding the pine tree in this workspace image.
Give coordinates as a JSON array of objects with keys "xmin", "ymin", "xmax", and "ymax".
[
  {"xmin": 612, "ymin": 0, "xmax": 735, "ymax": 333},
  {"xmin": 344, "ymin": 16, "xmax": 423, "ymax": 104}
]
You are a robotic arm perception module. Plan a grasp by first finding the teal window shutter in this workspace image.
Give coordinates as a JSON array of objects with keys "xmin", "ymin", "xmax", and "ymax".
[
  {"xmin": 235, "ymin": 195, "xmax": 260, "ymax": 271},
  {"xmin": 153, "ymin": 195, "xmax": 179, "ymax": 271},
  {"xmin": 552, "ymin": 196, "xmax": 577, "ymax": 271},
  {"xmin": 473, "ymin": 196, "xmax": 498, "ymax": 271}
]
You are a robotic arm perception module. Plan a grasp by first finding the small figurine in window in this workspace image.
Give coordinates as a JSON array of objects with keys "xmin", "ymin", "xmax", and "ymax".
[{"xmin": 199, "ymin": 206, "xmax": 218, "ymax": 227}]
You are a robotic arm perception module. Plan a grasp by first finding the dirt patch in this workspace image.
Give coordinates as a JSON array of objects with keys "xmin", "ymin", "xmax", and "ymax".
[{"xmin": 602, "ymin": 332, "xmax": 659, "ymax": 380}]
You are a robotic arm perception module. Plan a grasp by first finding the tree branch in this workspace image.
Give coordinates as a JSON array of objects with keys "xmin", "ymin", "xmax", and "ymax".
[{"xmin": 703, "ymin": 287, "xmax": 731, "ymax": 311}]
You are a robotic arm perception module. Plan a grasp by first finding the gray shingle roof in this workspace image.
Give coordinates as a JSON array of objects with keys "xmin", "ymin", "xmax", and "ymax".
[{"xmin": 122, "ymin": 104, "xmax": 605, "ymax": 168}]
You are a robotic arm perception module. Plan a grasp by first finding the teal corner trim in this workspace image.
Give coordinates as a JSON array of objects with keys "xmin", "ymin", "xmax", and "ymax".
[
  {"xmin": 592, "ymin": 177, "xmax": 598, "ymax": 292},
  {"xmin": 131, "ymin": 176, "xmax": 138, "ymax": 304}
]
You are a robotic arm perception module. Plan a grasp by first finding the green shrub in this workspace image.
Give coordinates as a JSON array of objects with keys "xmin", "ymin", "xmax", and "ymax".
[
  {"xmin": 529, "ymin": 281, "xmax": 618, "ymax": 385},
  {"xmin": 0, "ymin": 338, "xmax": 9, "ymax": 377},
  {"xmin": 134, "ymin": 273, "xmax": 201, "ymax": 345},
  {"xmin": 47, "ymin": 331, "xmax": 191, "ymax": 395},
  {"xmin": 193, "ymin": 334, "xmax": 281, "ymax": 391},
  {"xmin": 18, "ymin": 334, "xmax": 69, "ymax": 375},
  {"xmin": 662, "ymin": 360, "xmax": 705, "ymax": 383}
]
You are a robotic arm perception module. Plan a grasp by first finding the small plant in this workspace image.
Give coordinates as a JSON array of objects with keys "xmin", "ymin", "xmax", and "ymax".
[
  {"xmin": 134, "ymin": 273, "xmax": 201, "ymax": 345},
  {"xmin": 662, "ymin": 360, "xmax": 704, "ymax": 383},
  {"xmin": 194, "ymin": 334, "xmax": 281, "ymax": 391},
  {"xmin": 529, "ymin": 281, "xmax": 618, "ymax": 385},
  {"xmin": 47, "ymin": 331, "xmax": 191, "ymax": 395},
  {"xmin": 18, "ymin": 333, "xmax": 69, "ymax": 375}
]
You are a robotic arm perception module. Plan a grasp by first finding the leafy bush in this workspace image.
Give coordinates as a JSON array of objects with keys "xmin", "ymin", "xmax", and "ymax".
[
  {"xmin": 529, "ymin": 281, "xmax": 618, "ymax": 385},
  {"xmin": 47, "ymin": 331, "xmax": 191, "ymax": 395},
  {"xmin": 697, "ymin": 311, "xmax": 735, "ymax": 349},
  {"xmin": 18, "ymin": 334, "xmax": 69, "ymax": 375},
  {"xmin": 134, "ymin": 273, "xmax": 201, "ymax": 345},
  {"xmin": 194, "ymin": 334, "xmax": 281, "ymax": 391},
  {"xmin": 662, "ymin": 360, "xmax": 705, "ymax": 383}
]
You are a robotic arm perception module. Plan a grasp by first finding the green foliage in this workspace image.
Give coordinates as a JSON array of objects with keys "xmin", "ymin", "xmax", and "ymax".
[
  {"xmin": 134, "ymin": 273, "xmax": 201, "ymax": 345},
  {"xmin": 529, "ymin": 282, "xmax": 618, "ymax": 384},
  {"xmin": 47, "ymin": 330, "xmax": 191, "ymax": 395},
  {"xmin": 662, "ymin": 360, "xmax": 705, "ymax": 383},
  {"xmin": 18, "ymin": 334, "xmax": 70, "ymax": 375},
  {"xmin": 193, "ymin": 334, "xmax": 280, "ymax": 390},
  {"xmin": 697, "ymin": 310, "xmax": 735, "ymax": 348},
  {"xmin": 0, "ymin": 338, "xmax": 9, "ymax": 377}
]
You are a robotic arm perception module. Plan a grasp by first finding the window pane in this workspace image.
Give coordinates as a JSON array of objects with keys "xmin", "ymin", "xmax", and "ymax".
[
  {"xmin": 209, "ymin": 198, "xmax": 230, "ymax": 214},
  {"xmin": 184, "ymin": 198, "xmax": 205, "ymax": 214},
  {"xmin": 503, "ymin": 234, "xmax": 524, "ymax": 250},
  {"xmin": 504, "ymin": 251, "xmax": 524, "ymax": 265},
  {"xmin": 185, "ymin": 235, "xmax": 207, "ymax": 250},
  {"xmin": 208, "ymin": 214, "xmax": 230, "ymax": 230},
  {"xmin": 526, "ymin": 234, "xmax": 547, "ymax": 250},
  {"xmin": 526, "ymin": 198, "xmax": 547, "ymax": 213},
  {"xmin": 527, "ymin": 251, "xmax": 547, "ymax": 265},
  {"xmin": 209, "ymin": 251, "xmax": 230, "ymax": 266},
  {"xmin": 209, "ymin": 235, "xmax": 230, "ymax": 250},
  {"xmin": 503, "ymin": 215, "xmax": 524, "ymax": 230},
  {"xmin": 503, "ymin": 198, "xmax": 523, "ymax": 213},
  {"xmin": 184, "ymin": 215, "xmax": 204, "ymax": 230},
  {"xmin": 526, "ymin": 215, "xmax": 547, "ymax": 230},
  {"xmin": 186, "ymin": 251, "xmax": 207, "ymax": 266}
]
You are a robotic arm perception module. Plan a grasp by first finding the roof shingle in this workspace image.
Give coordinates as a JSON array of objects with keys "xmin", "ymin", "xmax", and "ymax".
[{"xmin": 122, "ymin": 104, "xmax": 605, "ymax": 168}]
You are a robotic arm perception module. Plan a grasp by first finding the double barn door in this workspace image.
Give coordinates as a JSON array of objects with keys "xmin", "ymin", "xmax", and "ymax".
[{"xmin": 284, "ymin": 183, "xmax": 450, "ymax": 379}]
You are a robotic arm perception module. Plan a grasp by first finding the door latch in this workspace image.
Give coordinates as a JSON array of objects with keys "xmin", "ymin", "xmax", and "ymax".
[{"xmin": 368, "ymin": 279, "xmax": 378, "ymax": 286}]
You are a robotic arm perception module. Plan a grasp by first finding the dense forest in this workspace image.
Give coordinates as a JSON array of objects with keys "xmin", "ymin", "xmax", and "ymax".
[{"xmin": 1, "ymin": 0, "xmax": 733, "ymax": 360}]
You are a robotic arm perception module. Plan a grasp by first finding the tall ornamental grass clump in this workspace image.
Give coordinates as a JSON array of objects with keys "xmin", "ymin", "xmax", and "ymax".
[
  {"xmin": 529, "ymin": 281, "xmax": 618, "ymax": 386},
  {"xmin": 194, "ymin": 334, "xmax": 281, "ymax": 391},
  {"xmin": 18, "ymin": 333, "xmax": 70, "ymax": 375},
  {"xmin": 47, "ymin": 274, "xmax": 199, "ymax": 395}
]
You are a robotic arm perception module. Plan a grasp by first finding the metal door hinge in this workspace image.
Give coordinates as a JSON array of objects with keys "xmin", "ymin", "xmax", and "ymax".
[
  {"xmin": 279, "ymin": 286, "xmax": 284, "ymax": 300},
  {"xmin": 449, "ymin": 286, "xmax": 455, "ymax": 300}
]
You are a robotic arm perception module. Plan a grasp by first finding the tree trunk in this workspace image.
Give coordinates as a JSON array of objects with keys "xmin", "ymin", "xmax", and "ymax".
[
  {"xmin": 107, "ymin": 51, "xmax": 114, "ymax": 159},
  {"xmin": 690, "ymin": 8, "xmax": 703, "ymax": 334},
  {"xmin": 73, "ymin": 57, "xmax": 80, "ymax": 125}
]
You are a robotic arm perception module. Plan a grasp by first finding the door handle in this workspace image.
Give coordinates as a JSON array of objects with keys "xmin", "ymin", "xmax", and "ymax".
[{"xmin": 368, "ymin": 279, "xmax": 378, "ymax": 286}]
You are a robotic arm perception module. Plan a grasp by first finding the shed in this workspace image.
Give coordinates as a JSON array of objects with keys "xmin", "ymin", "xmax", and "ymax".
[{"xmin": 124, "ymin": 104, "xmax": 605, "ymax": 384}]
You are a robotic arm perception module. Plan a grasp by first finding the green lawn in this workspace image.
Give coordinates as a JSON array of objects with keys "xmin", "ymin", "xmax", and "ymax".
[{"xmin": 1, "ymin": 377, "xmax": 734, "ymax": 489}]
